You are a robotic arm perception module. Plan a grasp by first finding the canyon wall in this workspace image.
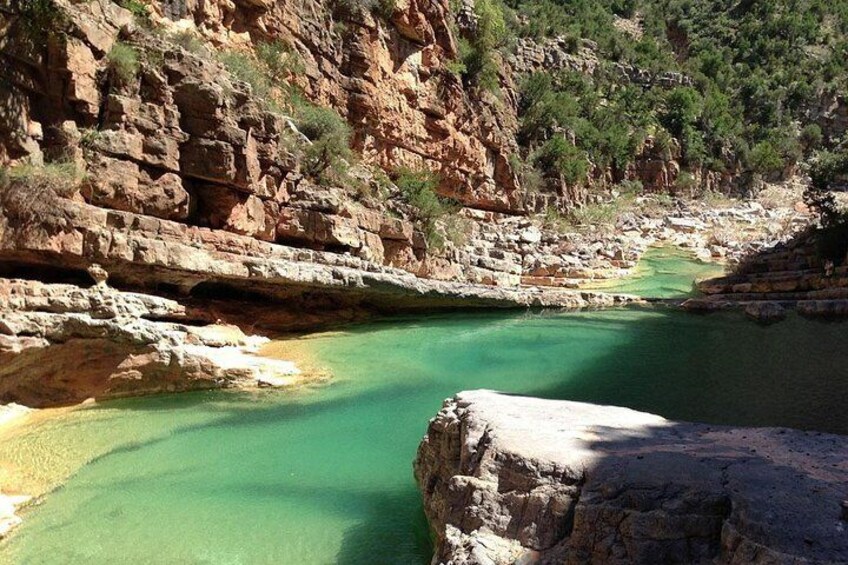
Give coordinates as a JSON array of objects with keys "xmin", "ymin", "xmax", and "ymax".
[{"xmin": 0, "ymin": 0, "xmax": 828, "ymax": 403}]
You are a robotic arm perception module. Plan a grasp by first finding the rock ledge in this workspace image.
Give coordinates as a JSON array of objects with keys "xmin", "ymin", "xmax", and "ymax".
[{"xmin": 415, "ymin": 390, "xmax": 848, "ymax": 564}]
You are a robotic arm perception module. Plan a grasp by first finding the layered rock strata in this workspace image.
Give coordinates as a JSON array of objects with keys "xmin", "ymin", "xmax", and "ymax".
[
  {"xmin": 0, "ymin": 278, "xmax": 301, "ymax": 407},
  {"xmin": 415, "ymin": 390, "xmax": 848, "ymax": 564},
  {"xmin": 685, "ymin": 223, "xmax": 848, "ymax": 320},
  {"xmin": 0, "ymin": 0, "xmax": 813, "ymax": 300},
  {"xmin": 0, "ymin": 198, "xmax": 639, "ymax": 318}
]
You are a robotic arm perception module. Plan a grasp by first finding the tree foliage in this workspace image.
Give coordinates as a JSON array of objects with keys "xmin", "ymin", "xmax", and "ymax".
[{"xmin": 499, "ymin": 0, "xmax": 848, "ymax": 182}]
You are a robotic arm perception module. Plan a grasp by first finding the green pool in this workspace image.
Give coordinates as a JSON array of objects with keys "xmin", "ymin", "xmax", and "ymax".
[
  {"xmin": 580, "ymin": 246, "xmax": 724, "ymax": 297},
  {"xmin": 2, "ymin": 252, "xmax": 846, "ymax": 564}
]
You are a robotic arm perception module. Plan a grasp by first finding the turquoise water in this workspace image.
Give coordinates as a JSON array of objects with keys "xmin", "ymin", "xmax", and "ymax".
[
  {"xmin": 580, "ymin": 247, "xmax": 724, "ymax": 297},
  {"xmin": 4, "ymin": 307, "xmax": 848, "ymax": 564}
]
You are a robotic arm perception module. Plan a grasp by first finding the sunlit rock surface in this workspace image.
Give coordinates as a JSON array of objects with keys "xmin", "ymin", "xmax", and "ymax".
[
  {"xmin": 0, "ymin": 279, "xmax": 300, "ymax": 407},
  {"xmin": 415, "ymin": 390, "xmax": 848, "ymax": 564}
]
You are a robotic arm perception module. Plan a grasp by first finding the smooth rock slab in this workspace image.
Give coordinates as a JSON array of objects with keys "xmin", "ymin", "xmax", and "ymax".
[{"xmin": 415, "ymin": 391, "xmax": 848, "ymax": 564}]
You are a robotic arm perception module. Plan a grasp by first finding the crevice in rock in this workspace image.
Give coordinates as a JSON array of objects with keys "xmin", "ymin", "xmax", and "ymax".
[
  {"xmin": 188, "ymin": 280, "xmax": 272, "ymax": 303},
  {"xmin": 0, "ymin": 260, "xmax": 94, "ymax": 287}
]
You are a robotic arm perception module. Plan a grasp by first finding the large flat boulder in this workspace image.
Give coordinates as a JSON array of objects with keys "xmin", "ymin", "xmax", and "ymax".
[{"xmin": 415, "ymin": 390, "xmax": 848, "ymax": 564}]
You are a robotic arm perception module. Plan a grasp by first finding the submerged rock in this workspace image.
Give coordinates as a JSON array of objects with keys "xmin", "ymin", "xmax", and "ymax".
[
  {"xmin": 415, "ymin": 390, "xmax": 848, "ymax": 564},
  {"xmin": 744, "ymin": 301, "xmax": 787, "ymax": 324}
]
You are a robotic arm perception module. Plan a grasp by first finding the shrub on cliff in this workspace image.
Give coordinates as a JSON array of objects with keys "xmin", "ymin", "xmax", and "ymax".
[
  {"xmin": 395, "ymin": 167, "xmax": 456, "ymax": 247},
  {"xmin": 518, "ymin": 73, "xmax": 579, "ymax": 144},
  {"xmin": 452, "ymin": 0, "xmax": 507, "ymax": 91},
  {"xmin": 332, "ymin": 0, "xmax": 397, "ymax": 21},
  {"xmin": 396, "ymin": 168, "xmax": 445, "ymax": 219},
  {"xmin": 256, "ymin": 41, "xmax": 304, "ymax": 83},
  {"xmin": 170, "ymin": 30, "xmax": 209, "ymax": 56},
  {"xmin": 0, "ymin": 162, "xmax": 84, "ymax": 225},
  {"xmin": 107, "ymin": 42, "xmax": 139, "ymax": 86},
  {"xmin": 218, "ymin": 51, "xmax": 272, "ymax": 100},
  {"xmin": 116, "ymin": 0, "xmax": 151, "ymax": 26},
  {"xmin": 296, "ymin": 104, "xmax": 353, "ymax": 183}
]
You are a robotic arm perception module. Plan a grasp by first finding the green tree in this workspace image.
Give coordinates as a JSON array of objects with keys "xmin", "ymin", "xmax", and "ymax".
[
  {"xmin": 748, "ymin": 141, "xmax": 783, "ymax": 176},
  {"xmin": 534, "ymin": 137, "xmax": 589, "ymax": 186},
  {"xmin": 661, "ymin": 87, "xmax": 703, "ymax": 138}
]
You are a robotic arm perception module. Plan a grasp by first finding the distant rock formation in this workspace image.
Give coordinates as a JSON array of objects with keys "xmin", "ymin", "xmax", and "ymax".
[{"xmin": 415, "ymin": 390, "xmax": 848, "ymax": 564}]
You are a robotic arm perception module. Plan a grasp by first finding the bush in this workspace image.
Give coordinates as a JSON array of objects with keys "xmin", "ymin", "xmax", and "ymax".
[
  {"xmin": 117, "ymin": 0, "xmax": 150, "ymax": 25},
  {"xmin": 451, "ymin": 0, "xmax": 506, "ymax": 91},
  {"xmin": 566, "ymin": 199, "xmax": 627, "ymax": 228},
  {"xmin": 395, "ymin": 167, "xmax": 451, "ymax": 246},
  {"xmin": 652, "ymin": 128, "xmax": 674, "ymax": 159},
  {"xmin": 442, "ymin": 214, "xmax": 472, "ymax": 247},
  {"xmin": 396, "ymin": 167, "xmax": 445, "ymax": 219},
  {"xmin": 534, "ymin": 136, "xmax": 588, "ymax": 186},
  {"xmin": 800, "ymin": 123, "xmax": 823, "ymax": 153},
  {"xmin": 296, "ymin": 105, "xmax": 353, "ymax": 182},
  {"xmin": 218, "ymin": 50, "xmax": 271, "ymax": 99},
  {"xmin": 107, "ymin": 42, "xmax": 139, "ymax": 85},
  {"xmin": 660, "ymin": 87, "xmax": 702, "ymax": 138},
  {"xmin": 256, "ymin": 41, "xmax": 304, "ymax": 82},
  {"xmin": 297, "ymin": 105, "xmax": 348, "ymax": 142},
  {"xmin": 171, "ymin": 30, "xmax": 208, "ymax": 55},
  {"xmin": 748, "ymin": 141, "xmax": 784, "ymax": 176},
  {"xmin": 674, "ymin": 171, "xmax": 697, "ymax": 193},
  {"xmin": 1, "ymin": 162, "xmax": 84, "ymax": 224},
  {"xmin": 372, "ymin": 0, "xmax": 397, "ymax": 19},
  {"xmin": 518, "ymin": 73, "xmax": 579, "ymax": 143},
  {"xmin": 809, "ymin": 150, "xmax": 848, "ymax": 192},
  {"xmin": 332, "ymin": 0, "xmax": 396, "ymax": 20}
]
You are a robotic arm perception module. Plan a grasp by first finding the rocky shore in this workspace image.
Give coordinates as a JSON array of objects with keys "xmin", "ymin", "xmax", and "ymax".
[
  {"xmin": 415, "ymin": 391, "xmax": 848, "ymax": 564},
  {"xmin": 0, "ymin": 277, "xmax": 305, "ymax": 408}
]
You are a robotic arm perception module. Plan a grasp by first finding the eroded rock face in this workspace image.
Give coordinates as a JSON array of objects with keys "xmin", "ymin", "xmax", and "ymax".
[
  {"xmin": 145, "ymin": 0, "xmax": 522, "ymax": 212},
  {"xmin": 0, "ymin": 278, "xmax": 301, "ymax": 407},
  {"xmin": 0, "ymin": 198, "xmax": 640, "ymax": 317},
  {"xmin": 0, "ymin": 0, "xmax": 814, "ymax": 299},
  {"xmin": 415, "ymin": 391, "xmax": 848, "ymax": 564}
]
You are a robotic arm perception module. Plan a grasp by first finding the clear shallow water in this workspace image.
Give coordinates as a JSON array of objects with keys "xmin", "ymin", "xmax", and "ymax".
[
  {"xmin": 580, "ymin": 247, "xmax": 725, "ymax": 297},
  {"xmin": 4, "ymin": 307, "xmax": 848, "ymax": 564}
]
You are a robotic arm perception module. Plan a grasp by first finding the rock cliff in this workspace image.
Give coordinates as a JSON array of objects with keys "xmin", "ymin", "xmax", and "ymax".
[
  {"xmin": 0, "ymin": 0, "xmax": 828, "ymax": 407},
  {"xmin": 415, "ymin": 390, "xmax": 848, "ymax": 564}
]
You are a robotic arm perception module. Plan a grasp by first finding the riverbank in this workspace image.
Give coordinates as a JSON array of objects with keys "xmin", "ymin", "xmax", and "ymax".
[
  {"xmin": 0, "ymin": 404, "xmax": 36, "ymax": 539},
  {"xmin": 0, "ymin": 329, "xmax": 334, "ymax": 542},
  {"xmin": 0, "ymin": 188, "xmax": 829, "ymax": 550}
]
